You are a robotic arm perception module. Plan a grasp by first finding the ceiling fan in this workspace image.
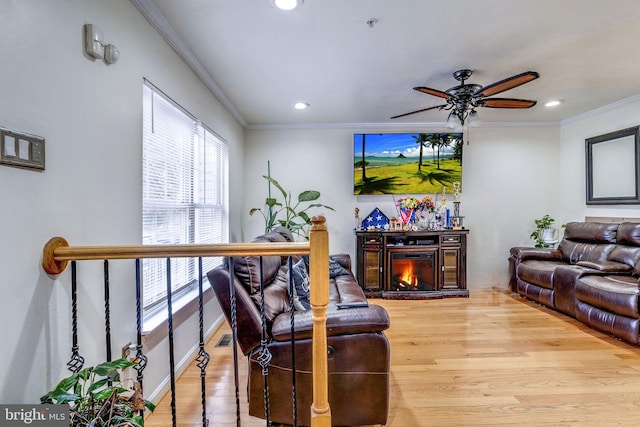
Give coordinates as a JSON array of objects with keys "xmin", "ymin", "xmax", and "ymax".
[{"xmin": 391, "ymin": 69, "xmax": 540, "ymax": 126}]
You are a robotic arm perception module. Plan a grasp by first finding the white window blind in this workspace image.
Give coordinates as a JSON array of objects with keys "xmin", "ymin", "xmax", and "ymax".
[{"xmin": 142, "ymin": 81, "xmax": 228, "ymax": 316}]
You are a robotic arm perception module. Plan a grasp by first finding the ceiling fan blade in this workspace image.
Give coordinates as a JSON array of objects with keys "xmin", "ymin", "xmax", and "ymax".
[
  {"xmin": 390, "ymin": 104, "xmax": 447, "ymax": 119},
  {"xmin": 481, "ymin": 98, "xmax": 537, "ymax": 108},
  {"xmin": 414, "ymin": 86, "xmax": 451, "ymax": 99},
  {"xmin": 475, "ymin": 71, "xmax": 539, "ymax": 97}
]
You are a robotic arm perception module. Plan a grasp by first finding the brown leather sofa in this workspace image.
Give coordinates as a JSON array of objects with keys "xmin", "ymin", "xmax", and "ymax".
[
  {"xmin": 206, "ymin": 227, "xmax": 390, "ymax": 426},
  {"xmin": 509, "ymin": 222, "xmax": 640, "ymax": 345}
]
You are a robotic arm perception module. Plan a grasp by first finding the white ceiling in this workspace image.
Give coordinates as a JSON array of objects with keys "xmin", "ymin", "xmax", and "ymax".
[{"xmin": 133, "ymin": 0, "xmax": 640, "ymax": 128}]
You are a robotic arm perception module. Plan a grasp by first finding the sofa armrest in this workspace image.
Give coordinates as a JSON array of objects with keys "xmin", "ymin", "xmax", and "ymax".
[
  {"xmin": 576, "ymin": 260, "xmax": 633, "ymax": 273},
  {"xmin": 510, "ymin": 246, "xmax": 562, "ymax": 262},
  {"xmin": 271, "ymin": 304, "xmax": 390, "ymax": 341}
]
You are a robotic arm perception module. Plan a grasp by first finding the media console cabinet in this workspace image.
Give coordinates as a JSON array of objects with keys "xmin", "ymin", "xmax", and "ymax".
[{"xmin": 355, "ymin": 229, "xmax": 469, "ymax": 299}]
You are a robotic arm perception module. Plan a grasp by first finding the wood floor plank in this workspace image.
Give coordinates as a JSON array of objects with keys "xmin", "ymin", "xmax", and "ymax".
[{"xmin": 145, "ymin": 287, "xmax": 640, "ymax": 426}]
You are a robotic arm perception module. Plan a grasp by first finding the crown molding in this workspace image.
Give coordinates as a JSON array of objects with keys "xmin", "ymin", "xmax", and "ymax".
[
  {"xmin": 246, "ymin": 121, "xmax": 561, "ymax": 131},
  {"xmin": 132, "ymin": 0, "xmax": 639, "ymax": 133},
  {"xmin": 130, "ymin": 0, "xmax": 248, "ymax": 128},
  {"xmin": 560, "ymin": 93, "xmax": 640, "ymax": 126}
]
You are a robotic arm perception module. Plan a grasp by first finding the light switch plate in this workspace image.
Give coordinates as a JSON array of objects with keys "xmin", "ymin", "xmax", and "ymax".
[{"xmin": 0, "ymin": 127, "xmax": 45, "ymax": 171}]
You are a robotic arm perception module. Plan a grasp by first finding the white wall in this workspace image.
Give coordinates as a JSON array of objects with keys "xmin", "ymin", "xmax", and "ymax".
[
  {"xmin": 559, "ymin": 97, "xmax": 640, "ymax": 221},
  {"xmin": 244, "ymin": 98, "xmax": 640, "ymax": 289},
  {"xmin": 245, "ymin": 125, "xmax": 561, "ymax": 287},
  {"xmin": 0, "ymin": 0, "xmax": 244, "ymax": 404}
]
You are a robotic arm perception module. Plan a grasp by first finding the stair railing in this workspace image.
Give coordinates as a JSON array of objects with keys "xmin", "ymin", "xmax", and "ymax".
[{"xmin": 41, "ymin": 216, "xmax": 331, "ymax": 427}]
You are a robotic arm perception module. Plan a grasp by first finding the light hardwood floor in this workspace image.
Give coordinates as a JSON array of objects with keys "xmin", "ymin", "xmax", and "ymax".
[{"xmin": 145, "ymin": 287, "xmax": 640, "ymax": 426}]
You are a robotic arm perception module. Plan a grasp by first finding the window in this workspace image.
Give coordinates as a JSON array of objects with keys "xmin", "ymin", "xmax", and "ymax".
[{"xmin": 142, "ymin": 80, "xmax": 228, "ymax": 318}]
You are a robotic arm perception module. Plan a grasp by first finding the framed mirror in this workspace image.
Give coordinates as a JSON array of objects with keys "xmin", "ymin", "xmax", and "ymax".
[{"xmin": 586, "ymin": 126, "xmax": 640, "ymax": 205}]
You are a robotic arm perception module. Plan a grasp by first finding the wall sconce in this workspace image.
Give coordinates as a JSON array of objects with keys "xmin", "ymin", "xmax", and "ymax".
[{"xmin": 84, "ymin": 24, "xmax": 120, "ymax": 65}]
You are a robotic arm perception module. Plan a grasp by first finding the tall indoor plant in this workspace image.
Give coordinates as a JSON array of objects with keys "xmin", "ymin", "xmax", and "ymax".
[{"xmin": 250, "ymin": 162, "xmax": 334, "ymax": 240}]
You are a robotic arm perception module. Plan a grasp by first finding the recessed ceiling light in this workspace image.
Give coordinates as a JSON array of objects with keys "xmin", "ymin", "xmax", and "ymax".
[
  {"xmin": 544, "ymin": 100, "xmax": 562, "ymax": 108},
  {"xmin": 271, "ymin": 0, "xmax": 303, "ymax": 11},
  {"xmin": 294, "ymin": 102, "xmax": 309, "ymax": 110}
]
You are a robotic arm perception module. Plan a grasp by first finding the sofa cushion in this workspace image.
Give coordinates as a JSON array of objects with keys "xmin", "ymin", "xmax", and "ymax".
[
  {"xmin": 558, "ymin": 240, "xmax": 615, "ymax": 264},
  {"xmin": 231, "ymin": 252, "xmax": 282, "ymax": 295},
  {"xmin": 329, "ymin": 257, "xmax": 350, "ymax": 278},
  {"xmin": 517, "ymin": 259, "xmax": 567, "ymax": 289},
  {"xmin": 250, "ymin": 277, "xmax": 292, "ymax": 325},
  {"xmin": 286, "ymin": 255, "xmax": 355, "ymax": 311},
  {"xmin": 271, "ymin": 304, "xmax": 390, "ymax": 341},
  {"xmin": 562, "ymin": 222, "xmax": 618, "ymax": 243},
  {"xmin": 231, "ymin": 229, "xmax": 291, "ymax": 294},
  {"xmin": 576, "ymin": 275, "xmax": 640, "ymax": 319},
  {"xmin": 576, "ymin": 260, "xmax": 632, "ymax": 273},
  {"xmin": 616, "ymin": 222, "xmax": 640, "ymax": 246},
  {"xmin": 333, "ymin": 273, "xmax": 367, "ymax": 303},
  {"xmin": 291, "ymin": 258, "xmax": 311, "ymax": 310},
  {"xmin": 558, "ymin": 222, "xmax": 618, "ymax": 264},
  {"xmin": 608, "ymin": 223, "xmax": 640, "ymax": 276}
]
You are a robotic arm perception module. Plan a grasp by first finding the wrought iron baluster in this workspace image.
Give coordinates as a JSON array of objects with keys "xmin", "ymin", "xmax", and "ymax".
[
  {"xmin": 287, "ymin": 257, "xmax": 298, "ymax": 427},
  {"xmin": 103, "ymin": 260, "xmax": 112, "ymax": 362},
  {"xmin": 134, "ymin": 259, "xmax": 148, "ymax": 419},
  {"xmin": 228, "ymin": 257, "xmax": 241, "ymax": 427},
  {"xmin": 67, "ymin": 261, "xmax": 84, "ymax": 373},
  {"xmin": 166, "ymin": 258, "xmax": 178, "ymax": 427},
  {"xmin": 196, "ymin": 257, "xmax": 210, "ymax": 427},
  {"xmin": 257, "ymin": 256, "xmax": 272, "ymax": 426}
]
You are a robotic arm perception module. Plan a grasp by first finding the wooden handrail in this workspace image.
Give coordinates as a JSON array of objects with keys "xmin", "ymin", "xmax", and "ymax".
[
  {"xmin": 42, "ymin": 237, "xmax": 310, "ymax": 275},
  {"xmin": 41, "ymin": 216, "xmax": 332, "ymax": 426}
]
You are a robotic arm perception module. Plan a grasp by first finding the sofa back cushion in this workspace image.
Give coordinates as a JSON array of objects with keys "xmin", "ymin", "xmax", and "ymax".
[
  {"xmin": 562, "ymin": 222, "xmax": 618, "ymax": 243},
  {"xmin": 232, "ymin": 228, "xmax": 292, "ymax": 294},
  {"xmin": 616, "ymin": 222, "xmax": 640, "ymax": 245},
  {"xmin": 612, "ymin": 223, "xmax": 640, "ymax": 275},
  {"xmin": 558, "ymin": 222, "xmax": 618, "ymax": 264},
  {"xmin": 231, "ymin": 250, "xmax": 282, "ymax": 295}
]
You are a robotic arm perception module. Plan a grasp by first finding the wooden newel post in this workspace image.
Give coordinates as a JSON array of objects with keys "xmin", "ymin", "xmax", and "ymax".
[{"xmin": 308, "ymin": 216, "xmax": 331, "ymax": 427}]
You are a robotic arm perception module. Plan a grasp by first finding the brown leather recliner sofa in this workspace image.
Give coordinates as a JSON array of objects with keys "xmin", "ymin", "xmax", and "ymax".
[
  {"xmin": 509, "ymin": 221, "xmax": 640, "ymax": 345},
  {"xmin": 206, "ymin": 227, "xmax": 390, "ymax": 426}
]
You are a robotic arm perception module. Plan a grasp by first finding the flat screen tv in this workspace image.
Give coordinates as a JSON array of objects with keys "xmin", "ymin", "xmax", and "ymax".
[{"xmin": 354, "ymin": 132, "xmax": 463, "ymax": 195}]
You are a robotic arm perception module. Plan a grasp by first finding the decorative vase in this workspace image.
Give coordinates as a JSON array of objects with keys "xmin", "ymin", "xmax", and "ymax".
[{"xmin": 542, "ymin": 228, "xmax": 559, "ymax": 245}]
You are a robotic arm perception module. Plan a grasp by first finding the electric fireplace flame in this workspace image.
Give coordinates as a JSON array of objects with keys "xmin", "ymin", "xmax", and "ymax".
[
  {"xmin": 398, "ymin": 265, "xmax": 418, "ymax": 289},
  {"xmin": 390, "ymin": 251, "xmax": 435, "ymax": 291}
]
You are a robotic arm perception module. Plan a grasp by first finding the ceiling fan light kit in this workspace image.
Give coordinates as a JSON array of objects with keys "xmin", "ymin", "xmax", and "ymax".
[{"xmin": 392, "ymin": 69, "xmax": 540, "ymax": 125}]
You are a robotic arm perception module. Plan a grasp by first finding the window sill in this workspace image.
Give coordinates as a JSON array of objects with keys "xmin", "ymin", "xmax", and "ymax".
[{"xmin": 142, "ymin": 284, "xmax": 215, "ymax": 350}]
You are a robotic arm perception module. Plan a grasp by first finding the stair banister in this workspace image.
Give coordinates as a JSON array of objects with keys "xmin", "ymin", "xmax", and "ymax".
[{"xmin": 42, "ymin": 216, "xmax": 331, "ymax": 427}]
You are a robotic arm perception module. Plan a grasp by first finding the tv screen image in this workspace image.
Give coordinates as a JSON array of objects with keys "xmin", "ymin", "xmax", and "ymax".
[{"xmin": 354, "ymin": 133, "xmax": 463, "ymax": 195}]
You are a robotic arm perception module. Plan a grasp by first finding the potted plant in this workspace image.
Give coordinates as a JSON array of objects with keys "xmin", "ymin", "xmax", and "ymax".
[
  {"xmin": 250, "ymin": 168, "xmax": 334, "ymax": 240},
  {"xmin": 41, "ymin": 358, "xmax": 155, "ymax": 427},
  {"xmin": 530, "ymin": 214, "xmax": 559, "ymax": 248}
]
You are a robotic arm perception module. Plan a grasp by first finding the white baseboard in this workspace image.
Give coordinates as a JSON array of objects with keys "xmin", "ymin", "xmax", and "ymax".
[{"xmin": 146, "ymin": 314, "xmax": 225, "ymax": 405}]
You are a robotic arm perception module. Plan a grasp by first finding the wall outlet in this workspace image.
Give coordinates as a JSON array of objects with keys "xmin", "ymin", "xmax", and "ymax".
[{"xmin": 121, "ymin": 342, "xmax": 133, "ymax": 359}]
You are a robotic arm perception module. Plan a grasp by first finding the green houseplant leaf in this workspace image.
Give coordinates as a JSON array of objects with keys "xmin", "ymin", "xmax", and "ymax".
[
  {"xmin": 250, "ymin": 169, "xmax": 334, "ymax": 240},
  {"xmin": 298, "ymin": 190, "xmax": 320, "ymax": 202},
  {"xmin": 41, "ymin": 357, "xmax": 154, "ymax": 427}
]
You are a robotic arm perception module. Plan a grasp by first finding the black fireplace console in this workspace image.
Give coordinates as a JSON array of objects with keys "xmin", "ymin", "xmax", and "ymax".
[{"xmin": 355, "ymin": 230, "xmax": 469, "ymax": 299}]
